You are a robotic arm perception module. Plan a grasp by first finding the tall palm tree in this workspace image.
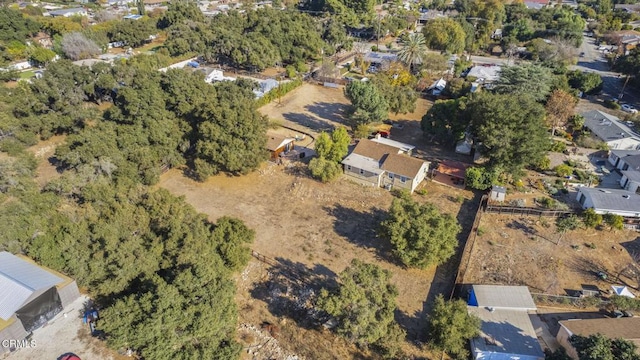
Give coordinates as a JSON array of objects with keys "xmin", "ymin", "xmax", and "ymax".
[{"xmin": 397, "ymin": 33, "xmax": 427, "ymax": 70}]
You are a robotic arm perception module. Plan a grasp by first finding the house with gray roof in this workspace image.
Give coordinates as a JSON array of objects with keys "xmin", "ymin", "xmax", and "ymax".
[
  {"xmin": 621, "ymin": 170, "xmax": 640, "ymax": 194},
  {"xmin": 467, "ymin": 285, "xmax": 544, "ymax": 360},
  {"xmin": 576, "ymin": 187, "xmax": 640, "ymax": 217},
  {"xmin": 47, "ymin": 7, "xmax": 87, "ymax": 17},
  {"xmin": 466, "ymin": 65, "xmax": 502, "ymax": 84},
  {"xmin": 608, "ymin": 149, "xmax": 640, "ymax": 167},
  {"xmin": 0, "ymin": 252, "xmax": 80, "ymax": 353},
  {"xmin": 341, "ymin": 137, "xmax": 429, "ymax": 193},
  {"xmin": 582, "ymin": 110, "xmax": 640, "ymax": 150}
]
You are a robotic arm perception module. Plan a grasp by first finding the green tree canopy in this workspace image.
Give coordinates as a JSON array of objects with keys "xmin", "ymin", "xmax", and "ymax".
[
  {"xmin": 397, "ymin": 33, "xmax": 428, "ymax": 69},
  {"xmin": 344, "ymin": 80, "xmax": 389, "ymax": 128},
  {"xmin": 317, "ymin": 259, "xmax": 404, "ymax": 348},
  {"xmin": 381, "ymin": 193, "xmax": 461, "ymax": 269},
  {"xmin": 421, "ymin": 98, "xmax": 468, "ymax": 145},
  {"xmin": 309, "ymin": 127, "xmax": 351, "ymax": 183},
  {"xmin": 493, "ymin": 64, "xmax": 554, "ymax": 102},
  {"xmin": 192, "ymin": 80, "xmax": 268, "ymax": 178},
  {"xmin": 467, "ymin": 92, "xmax": 549, "ymax": 176},
  {"xmin": 371, "ymin": 64, "xmax": 417, "ymax": 115},
  {"xmin": 422, "ymin": 18, "xmax": 466, "ymax": 54},
  {"xmin": 567, "ymin": 70, "xmax": 603, "ymax": 94},
  {"xmin": 0, "ymin": 7, "xmax": 41, "ymax": 45},
  {"xmin": 570, "ymin": 334, "xmax": 640, "ymax": 360},
  {"xmin": 427, "ymin": 294, "xmax": 481, "ymax": 359},
  {"xmin": 465, "ymin": 166, "xmax": 499, "ymax": 190}
]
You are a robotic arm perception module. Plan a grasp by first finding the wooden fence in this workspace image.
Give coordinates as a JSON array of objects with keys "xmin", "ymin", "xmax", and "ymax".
[
  {"xmin": 451, "ymin": 195, "xmax": 488, "ymax": 298},
  {"xmin": 251, "ymin": 250, "xmax": 312, "ymax": 285},
  {"xmin": 531, "ymin": 292, "xmax": 607, "ymax": 309}
]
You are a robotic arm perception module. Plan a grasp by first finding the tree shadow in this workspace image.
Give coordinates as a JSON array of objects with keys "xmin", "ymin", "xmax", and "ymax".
[
  {"xmin": 47, "ymin": 156, "xmax": 65, "ymax": 173},
  {"xmin": 566, "ymin": 255, "xmax": 614, "ymax": 284},
  {"xmin": 282, "ymin": 112, "xmax": 337, "ymax": 133},
  {"xmin": 394, "ymin": 309, "xmax": 427, "ymax": 343},
  {"xmin": 322, "ymin": 203, "xmax": 394, "ymax": 264},
  {"xmin": 304, "ymin": 102, "xmax": 349, "ymax": 124},
  {"xmin": 471, "ymin": 319, "xmax": 544, "ymax": 358},
  {"xmin": 249, "ymin": 256, "xmax": 337, "ymax": 330}
]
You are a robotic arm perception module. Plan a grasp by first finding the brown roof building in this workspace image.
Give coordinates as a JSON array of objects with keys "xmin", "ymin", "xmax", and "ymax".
[
  {"xmin": 266, "ymin": 133, "xmax": 295, "ymax": 160},
  {"xmin": 557, "ymin": 318, "xmax": 640, "ymax": 359},
  {"xmin": 342, "ymin": 138, "xmax": 429, "ymax": 193}
]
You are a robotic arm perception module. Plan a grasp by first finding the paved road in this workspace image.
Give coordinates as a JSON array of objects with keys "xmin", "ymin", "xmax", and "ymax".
[{"xmin": 571, "ymin": 33, "xmax": 638, "ymax": 106}]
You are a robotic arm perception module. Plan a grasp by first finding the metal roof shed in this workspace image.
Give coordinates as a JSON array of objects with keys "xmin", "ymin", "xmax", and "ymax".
[
  {"xmin": 468, "ymin": 285, "xmax": 537, "ymax": 311},
  {"xmin": 468, "ymin": 307, "xmax": 544, "ymax": 360},
  {"xmin": 0, "ymin": 252, "xmax": 64, "ymax": 332}
]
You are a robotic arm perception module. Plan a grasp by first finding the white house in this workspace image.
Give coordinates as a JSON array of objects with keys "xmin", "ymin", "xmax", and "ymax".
[
  {"xmin": 576, "ymin": 187, "xmax": 640, "ymax": 217},
  {"xmin": 466, "ymin": 65, "xmax": 502, "ymax": 83},
  {"xmin": 467, "ymin": 285, "xmax": 544, "ymax": 360},
  {"xmin": 582, "ymin": 110, "xmax": 640, "ymax": 150},
  {"xmin": 204, "ymin": 69, "xmax": 235, "ymax": 83},
  {"xmin": 427, "ymin": 78, "xmax": 446, "ymax": 96},
  {"xmin": 341, "ymin": 138, "xmax": 429, "ymax": 193},
  {"xmin": 608, "ymin": 149, "xmax": 640, "ymax": 167},
  {"xmin": 47, "ymin": 7, "xmax": 87, "ymax": 17},
  {"xmin": 621, "ymin": 171, "xmax": 640, "ymax": 194}
]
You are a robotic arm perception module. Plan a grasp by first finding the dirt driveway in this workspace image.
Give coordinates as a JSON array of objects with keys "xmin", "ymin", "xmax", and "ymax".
[
  {"xmin": 158, "ymin": 164, "xmax": 476, "ymax": 359},
  {"xmin": 2, "ymin": 296, "xmax": 120, "ymax": 360}
]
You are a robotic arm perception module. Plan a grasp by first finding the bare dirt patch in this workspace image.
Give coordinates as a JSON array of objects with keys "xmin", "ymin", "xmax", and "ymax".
[
  {"xmin": 26, "ymin": 135, "xmax": 65, "ymax": 188},
  {"xmin": 259, "ymin": 83, "xmax": 350, "ymax": 133},
  {"xmin": 158, "ymin": 164, "xmax": 477, "ymax": 359},
  {"xmin": 465, "ymin": 213, "xmax": 639, "ymax": 296}
]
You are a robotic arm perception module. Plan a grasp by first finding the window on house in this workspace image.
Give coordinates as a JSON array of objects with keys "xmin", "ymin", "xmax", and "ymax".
[
  {"xmin": 578, "ymin": 194, "xmax": 586, "ymax": 206},
  {"xmin": 400, "ymin": 176, "xmax": 407, "ymax": 183},
  {"xmin": 347, "ymin": 165, "xmax": 352, "ymax": 171},
  {"xmin": 388, "ymin": 173, "xmax": 394, "ymax": 179},
  {"xmin": 359, "ymin": 169, "xmax": 364, "ymax": 175}
]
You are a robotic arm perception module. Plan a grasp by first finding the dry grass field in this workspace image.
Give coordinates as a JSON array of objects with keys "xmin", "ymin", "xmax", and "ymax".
[
  {"xmin": 465, "ymin": 212, "xmax": 639, "ymax": 296},
  {"xmin": 158, "ymin": 164, "xmax": 477, "ymax": 359}
]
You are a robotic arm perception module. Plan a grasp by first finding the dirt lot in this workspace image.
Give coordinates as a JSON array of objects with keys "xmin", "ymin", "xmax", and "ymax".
[
  {"xmin": 464, "ymin": 212, "xmax": 640, "ymax": 296},
  {"xmin": 158, "ymin": 164, "xmax": 477, "ymax": 359}
]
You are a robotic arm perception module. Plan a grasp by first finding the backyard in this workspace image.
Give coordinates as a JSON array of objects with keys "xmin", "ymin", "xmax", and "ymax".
[
  {"xmin": 464, "ymin": 211, "xmax": 639, "ymax": 296},
  {"xmin": 259, "ymin": 83, "xmax": 472, "ymax": 162}
]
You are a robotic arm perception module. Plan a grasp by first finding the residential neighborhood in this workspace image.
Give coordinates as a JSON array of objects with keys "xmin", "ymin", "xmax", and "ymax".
[{"xmin": 1, "ymin": 0, "xmax": 640, "ymax": 359}]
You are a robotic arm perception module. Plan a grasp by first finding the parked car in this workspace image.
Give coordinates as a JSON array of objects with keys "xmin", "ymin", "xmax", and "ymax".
[
  {"xmin": 369, "ymin": 130, "xmax": 390, "ymax": 139},
  {"xmin": 611, "ymin": 310, "xmax": 624, "ymax": 318},
  {"xmin": 621, "ymin": 104, "xmax": 638, "ymax": 114}
]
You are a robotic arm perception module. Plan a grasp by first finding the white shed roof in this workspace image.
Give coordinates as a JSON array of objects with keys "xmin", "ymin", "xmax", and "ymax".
[
  {"xmin": 470, "ymin": 285, "xmax": 537, "ymax": 310},
  {"xmin": 468, "ymin": 307, "xmax": 544, "ymax": 360},
  {"xmin": 0, "ymin": 252, "xmax": 64, "ymax": 320},
  {"xmin": 342, "ymin": 153, "xmax": 383, "ymax": 175}
]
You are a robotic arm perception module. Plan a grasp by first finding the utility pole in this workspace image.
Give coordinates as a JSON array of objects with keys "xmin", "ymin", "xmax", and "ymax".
[
  {"xmin": 619, "ymin": 74, "xmax": 630, "ymax": 100},
  {"xmin": 376, "ymin": 0, "xmax": 381, "ymax": 50}
]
